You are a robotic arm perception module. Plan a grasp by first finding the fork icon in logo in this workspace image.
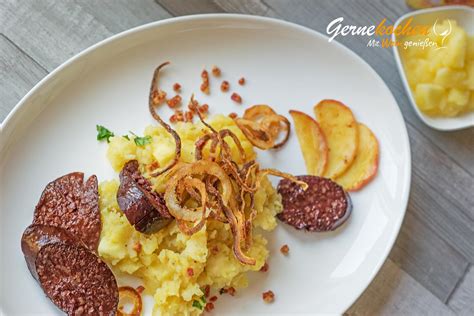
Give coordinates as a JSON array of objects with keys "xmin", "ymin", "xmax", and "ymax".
[{"xmin": 432, "ymin": 19, "xmax": 452, "ymax": 50}]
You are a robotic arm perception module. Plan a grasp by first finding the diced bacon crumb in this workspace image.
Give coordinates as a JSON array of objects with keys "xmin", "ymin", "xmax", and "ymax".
[
  {"xmin": 167, "ymin": 95, "xmax": 182, "ymax": 108},
  {"xmin": 151, "ymin": 89, "xmax": 167, "ymax": 105},
  {"xmin": 201, "ymin": 70, "xmax": 210, "ymax": 94},
  {"xmin": 136, "ymin": 286, "xmax": 145, "ymax": 294},
  {"xmin": 212, "ymin": 66, "xmax": 221, "ymax": 77},
  {"xmin": 280, "ymin": 244, "xmax": 289, "ymax": 255},
  {"xmin": 187, "ymin": 268, "xmax": 194, "ymax": 277},
  {"xmin": 203, "ymin": 285, "xmax": 211, "ymax": 298},
  {"xmin": 133, "ymin": 242, "xmax": 142, "ymax": 253},
  {"xmin": 210, "ymin": 245, "xmax": 219, "ymax": 255},
  {"xmin": 231, "ymin": 93, "xmax": 242, "ymax": 103},
  {"xmin": 219, "ymin": 286, "xmax": 236, "ymax": 296},
  {"xmin": 147, "ymin": 161, "xmax": 160, "ymax": 172},
  {"xmin": 198, "ymin": 104, "xmax": 209, "ymax": 114},
  {"xmin": 188, "ymin": 97, "xmax": 199, "ymax": 112},
  {"xmin": 262, "ymin": 290, "xmax": 275, "ymax": 303},
  {"xmin": 170, "ymin": 110, "xmax": 184, "ymax": 123},
  {"xmin": 184, "ymin": 111, "xmax": 194, "ymax": 122},
  {"xmin": 209, "ymin": 296, "xmax": 218, "ymax": 302},
  {"xmin": 205, "ymin": 302, "xmax": 215, "ymax": 312},
  {"xmin": 220, "ymin": 80, "xmax": 230, "ymax": 92},
  {"xmin": 173, "ymin": 83, "xmax": 181, "ymax": 92},
  {"xmin": 238, "ymin": 77, "xmax": 245, "ymax": 85},
  {"xmin": 260, "ymin": 262, "xmax": 269, "ymax": 272},
  {"xmin": 228, "ymin": 112, "xmax": 238, "ymax": 119}
]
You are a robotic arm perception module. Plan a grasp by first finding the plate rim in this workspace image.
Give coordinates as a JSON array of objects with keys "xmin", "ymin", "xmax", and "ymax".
[{"xmin": 0, "ymin": 13, "xmax": 412, "ymax": 314}]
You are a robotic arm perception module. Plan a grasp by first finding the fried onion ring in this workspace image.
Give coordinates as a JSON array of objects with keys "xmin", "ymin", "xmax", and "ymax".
[
  {"xmin": 234, "ymin": 104, "xmax": 291, "ymax": 150},
  {"xmin": 118, "ymin": 286, "xmax": 142, "ymax": 316},
  {"xmin": 148, "ymin": 62, "xmax": 182, "ymax": 176}
]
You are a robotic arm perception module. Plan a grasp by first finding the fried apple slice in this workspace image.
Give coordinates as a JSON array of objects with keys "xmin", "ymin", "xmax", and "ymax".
[
  {"xmin": 314, "ymin": 100, "xmax": 358, "ymax": 179},
  {"xmin": 289, "ymin": 110, "xmax": 328, "ymax": 176},
  {"xmin": 336, "ymin": 123, "xmax": 379, "ymax": 191}
]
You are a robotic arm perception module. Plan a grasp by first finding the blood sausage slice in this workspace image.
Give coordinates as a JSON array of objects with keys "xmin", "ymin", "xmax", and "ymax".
[
  {"xmin": 36, "ymin": 242, "xmax": 118, "ymax": 316},
  {"xmin": 21, "ymin": 224, "xmax": 79, "ymax": 280},
  {"xmin": 117, "ymin": 160, "xmax": 172, "ymax": 234},
  {"xmin": 33, "ymin": 172, "xmax": 101, "ymax": 251},
  {"xmin": 277, "ymin": 175, "xmax": 352, "ymax": 232}
]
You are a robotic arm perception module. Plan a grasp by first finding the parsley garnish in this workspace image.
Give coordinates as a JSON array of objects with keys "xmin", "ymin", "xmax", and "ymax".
[
  {"xmin": 192, "ymin": 295, "xmax": 206, "ymax": 310},
  {"xmin": 134, "ymin": 135, "xmax": 152, "ymax": 147},
  {"xmin": 129, "ymin": 132, "xmax": 152, "ymax": 147},
  {"xmin": 96, "ymin": 125, "xmax": 114, "ymax": 143},
  {"xmin": 122, "ymin": 135, "xmax": 130, "ymax": 140},
  {"xmin": 192, "ymin": 300, "xmax": 203, "ymax": 310}
]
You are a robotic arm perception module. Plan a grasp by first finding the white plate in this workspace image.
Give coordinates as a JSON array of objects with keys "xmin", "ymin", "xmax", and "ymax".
[
  {"xmin": 392, "ymin": 5, "xmax": 474, "ymax": 131},
  {"xmin": 0, "ymin": 15, "xmax": 411, "ymax": 315}
]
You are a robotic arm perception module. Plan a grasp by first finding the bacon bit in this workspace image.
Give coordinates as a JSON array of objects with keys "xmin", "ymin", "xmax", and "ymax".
[
  {"xmin": 167, "ymin": 95, "xmax": 182, "ymax": 108},
  {"xmin": 212, "ymin": 66, "xmax": 221, "ymax": 77},
  {"xmin": 136, "ymin": 286, "xmax": 145, "ymax": 294},
  {"xmin": 231, "ymin": 92, "xmax": 242, "ymax": 103},
  {"xmin": 203, "ymin": 285, "xmax": 211, "ymax": 298},
  {"xmin": 187, "ymin": 267, "xmax": 194, "ymax": 277},
  {"xmin": 228, "ymin": 112, "xmax": 238, "ymax": 119},
  {"xmin": 280, "ymin": 244, "xmax": 289, "ymax": 255},
  {"xmin": 198, "ymin": 104, "xmax": 209, "ymax": 114},
  {"xmin": 201, "ymin": 70, "xmax": 210, "ymax": 94},
  {"xmin": 147, "ymin": 161, "xmax": 160, "ymax": 172},
  {"xmin": 205, "ymin": 302, "xmax": 215, "ymax": 312},
  {"xmin": 209, "ymin": 296, "xmax": 218, "ymax": 302},
  {"xmin": 210, "ymin": 245, "xmax": 219, "ymax": 255},
  {"xmin": 173, "ymin": 83, "xmax": 181, "ymax": 92},
  {"xmin": 238, "ymin": 77, "xmax": 245, "ymax": 85},
  {"xmin": 262, "ymin": 290, "xmax": 275, "ymax": 303},
  {"xmin": 184, "ymin": 111, "xmax": 194, "ymax": 122},
  {"xmin": 260, "ymin": 262, "xmax": 269, "ymax": 272},
  {"xmin": 188, "ymin": 97, "xmax": 199, "ymax": 112},
  {"xmin": 170, "ymin": 110, "xmax": 184, "ymax": 123},
  {"xmin": 219, "ymin": 287, "xmax": 235, "ymax": 296},
  {"xmin": 152, "ymin": 89, "xmax": 167, "ymax": 105},
  {"xmin": 133, "ymin": 242, "xmax": 142, "ymax": 253},
  {"xmin": 220, "ymin": 80, "xmax": 229, "ymax": 92}
]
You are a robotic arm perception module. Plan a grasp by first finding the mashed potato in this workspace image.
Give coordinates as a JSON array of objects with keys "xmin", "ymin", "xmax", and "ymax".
[{"xmin": 98, "ymin": 115, "xmax": 282, "ymax": 315}]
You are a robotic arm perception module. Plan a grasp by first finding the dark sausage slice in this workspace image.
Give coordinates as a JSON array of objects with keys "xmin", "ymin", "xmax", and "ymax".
[
  {"xmin": 117, "ymin": 160, "xmax": 172, "ymax": 234},
  {"xmin": 277, "ymin": 175, "xmax": 352, "ymax": 232},
  {"xmin": 33, "ymin": 172, "xmax": 101, "ymax": 251},
  {"xmin": 36, "ymin": 242, "xmax": 118, "ymax": 316},
  {"xmin": 21, "ymin": 224, "xmax": 79, "ymax": 280}
]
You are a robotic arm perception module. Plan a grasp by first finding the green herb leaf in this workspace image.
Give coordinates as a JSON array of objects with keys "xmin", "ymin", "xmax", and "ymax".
[
  {"xmin": 200, "ymin": 296, "xmax": 206, "ymax": 304},
  {"xmin": 134, "ymin": 135, "xmax": 152, "ymax": 147},
  {"xmin": 122, "ymin": 135, "xmax": 130, "ymax": 140},
  {"xmin": 192, "ymin": 300, "xmax": 203, "ymax": 310},
  {"xmin": 96, "ymin": 125, "xmax": 114, "ymax": 143}
]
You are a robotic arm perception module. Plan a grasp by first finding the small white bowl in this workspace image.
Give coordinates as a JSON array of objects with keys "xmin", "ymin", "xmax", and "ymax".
[{"xmin": 392, "ymin": 5, "xmax": 474, "ymax": 131}]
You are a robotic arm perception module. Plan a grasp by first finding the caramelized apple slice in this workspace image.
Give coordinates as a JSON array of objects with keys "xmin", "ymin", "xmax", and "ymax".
[
  {"xmin": 336, "ymin": 123, "xmax": 379, "ymax": 191},
  {"xmin": 314, "ymin": 100, "xmax": 358, "ymax": 179},
  {"xmin": 289, "ymin": 110, "xmax": 328, "ymax": 176}
]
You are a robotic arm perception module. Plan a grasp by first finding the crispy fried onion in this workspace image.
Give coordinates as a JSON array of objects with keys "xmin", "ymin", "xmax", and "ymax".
[
  {"xmin": 234, "ymin": 105, "xmax": 290, "ymax": 150},
  {"xmin": 161, "ymin": 103, "xmax": 305, "ymax": 266},
  {"xmin": 146, "ymin": 65, "xmax": 305, "ymax": 265},
  {"xmin": 118, "ymin": 286, "xmax": 142, "ymax": 316},
  {"xmin": 149, "ymin": 62, "xmax": 182, "ymax": 176}
]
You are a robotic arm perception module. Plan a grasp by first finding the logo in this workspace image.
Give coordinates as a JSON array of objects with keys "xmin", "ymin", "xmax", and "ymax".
[{"xmin": 326, "ymin": 17, "xmax": 449, "ymax": 50}]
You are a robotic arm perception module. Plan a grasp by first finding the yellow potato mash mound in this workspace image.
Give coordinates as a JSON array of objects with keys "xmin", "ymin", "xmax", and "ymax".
[{"xmin": 98, "ymin": 115, "xmax": 282, "ymax": 315}]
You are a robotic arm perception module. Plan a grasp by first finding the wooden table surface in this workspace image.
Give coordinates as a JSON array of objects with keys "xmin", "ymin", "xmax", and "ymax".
[{"xmin": 1, "ymin": 0, "xmax": 473, "ymax": 314}]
